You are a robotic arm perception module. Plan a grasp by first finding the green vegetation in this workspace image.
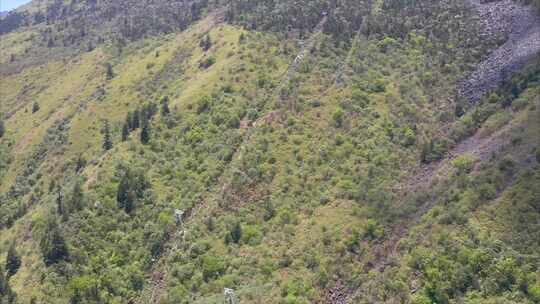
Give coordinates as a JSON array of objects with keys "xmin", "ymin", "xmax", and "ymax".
[
  {"xmin": 0, "ymin": 117, "xmax": 4, "ymax": 138},
  {"xmin": 0, "ymin": 0, "xmax": 538, "ymax": 303},
  {"xmin": 5, "ymin": 243, "xmax": 20, "ymax": 278}
]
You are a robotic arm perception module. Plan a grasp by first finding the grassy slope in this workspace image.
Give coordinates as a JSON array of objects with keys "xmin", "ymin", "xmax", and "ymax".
[
  {"xmin": 0, "ymin": 12, "xmax": 298, "ymax": 303},
  {"xmin": 0, "ymin": 2, "xmax": 538, "ymax": 304}
]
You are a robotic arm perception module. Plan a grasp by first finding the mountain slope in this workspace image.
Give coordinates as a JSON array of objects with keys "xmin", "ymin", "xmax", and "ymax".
[{"xmin": 0, "ymin": 0, "xmax": 539, "ymax": 303}]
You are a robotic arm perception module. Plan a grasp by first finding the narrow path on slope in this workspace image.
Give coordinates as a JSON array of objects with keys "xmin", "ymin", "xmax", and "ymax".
[
  {"xmin": 137, "ymin": 12, "xmax": 330, "ymax": 304},
  {"xmin": 459, "ymin": 0, "xmax": 540, "ymax": 103},
  {"xmin": 349, "ymin": 106, "xmax": 539, "ymax": 302},
  {"xmin": 348, "ymin": 0, "xmax": 539, "ymax": 302}
]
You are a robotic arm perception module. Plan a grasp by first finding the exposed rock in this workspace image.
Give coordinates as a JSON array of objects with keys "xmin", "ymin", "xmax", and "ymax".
[{"xmin": 459, "ymin": 0, "xmax": 540, "ymax": 103}]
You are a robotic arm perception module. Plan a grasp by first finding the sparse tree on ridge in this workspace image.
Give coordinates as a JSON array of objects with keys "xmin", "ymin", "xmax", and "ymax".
[
  {"xmin": 106, "ymin": 63, "xmax": 114, "ymax": 80},
  {"xmin": 5, "ymin": 242, "xmax": 21, "ymax": 278},
  {"xmin": 102, "ymin": 120, "xmax": 113, "ymax": 151},
  {"xmin": 140, "ymin": 119, "xmax": 150, "ymax": 144},
  {"xmin": 161, "ymin": 96, "xmax": 170, "ymax": 116},
  {"xmin": 0, "ymin": 117, "xmax": 5, "ymax": 138},
  {"xmin": 32, "ymin": 102, "xmax": 40, "ymax": 113},
  {"xmin": 121, "ymin": 122, "xmax": 129, "ymax": 141},
  {"xmin": 39, "ymin": 218, "xmax": 69, "ymax": 266}
]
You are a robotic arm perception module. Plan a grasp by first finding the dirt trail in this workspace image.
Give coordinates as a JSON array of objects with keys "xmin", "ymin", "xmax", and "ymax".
[
  {"xmin": 379, "ymin": 119, "xmax": 516, "ymax": 261},
  {"xmin": 277, "ymin": 16, "xmax": 328, "ymax": 96},
  {"xmin": 376, "ymin": 0, "xmax": 540, "ymax": 269},
  {"xmin": 459, "ymin": 0, "xmax": 540, "ymax": 103},
  {"xmin": 137, "ymin": 13, "xmax": 329, "ymax": 304},
  {"xmin": 347, "ymin": 109, "xmax": 537, "ymax": 302},
  {"xmin": 348, "ymin": 1, "xmax": 539, "ymax": 301}
]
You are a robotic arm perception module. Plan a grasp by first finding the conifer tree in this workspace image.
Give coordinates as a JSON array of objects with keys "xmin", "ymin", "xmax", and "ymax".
[
  {"xmin": 121, "ymin": 122, "xmax": 129, "ymax": 141},
  {"xmin": 126, "ymin": 112, "xmax": 133, "ymax": 130},
  {"xmin": 105, "ymin": 63, "xmax": 114, "ymax": 80},
  {"xmin": 0, "ymin": 116, "xmax": 4, "ymax": 138},
  {"xmin": 5, "ymin": 243, "xmax": 21, "ymax": 278},
  {"xmin": 161, "ymin": 96, "xmax": 170, "ymax": 116},
  {"xmin": 117, "ymin": 173, "xmax": 130, "ymax": 212},
  {"xmin": 117, "ymin": 173, "xmax": 136, "ymax": 213},
  {"xmin": 39, "ymin": 218, "xmax": 69, "ymax": 266},
  {"xmin": 132, "ymin": 109, "xmax": 140, "ymax": 129},
  {"xmin": 32, "ymin": 102, "xmax": 40, "ymax": 113},
  {"xmin": 68, "ymin": 181, "xmax": 84, "ymax": 212},
  {"xmin": 116, "ymin": 168, "xmax": 149, "ymax": 214},
  {"xmin": 56, "ymin": 186, "xmax": 68, "ymax": 221},
  {"xmin": 0, "ymin": 265, "xmax": 5, "ymax": 295},
  {"xmin": 102, "ymin": 120, "xmax": 113, "ymax": 151},
  {"xmin": 140, "ymin": 119, "xmax": 150, "ymax": 145},
  {"xmin": 75, "ymin": 155, "xmax": 86, "ymax": 172},
  {"xmin": 230, "ymin": 222, "xmax": 242, "ymax": 244},
  {"xmin": 0, "ymin": 265, "xmax": 17, "ymax": 303}
]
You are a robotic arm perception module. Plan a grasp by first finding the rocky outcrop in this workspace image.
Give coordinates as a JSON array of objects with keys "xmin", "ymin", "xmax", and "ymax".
[{"xmin": 459, "ymin": 0, "xmax": 540, "ymax": 103}]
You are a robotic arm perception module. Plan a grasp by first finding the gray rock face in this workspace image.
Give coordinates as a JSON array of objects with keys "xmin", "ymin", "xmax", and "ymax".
[{"xmin": 459, "ymin": 0, "xmax": 540, "ymax": 103}]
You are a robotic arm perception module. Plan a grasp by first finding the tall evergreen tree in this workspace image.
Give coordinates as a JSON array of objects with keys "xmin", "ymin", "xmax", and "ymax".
[
  {"xmin": 0, "ymin": 265, "xmax": 5, "ymax": 295},
  {"xmin": 39, "ymin": 218, "xmax": 69, "ymax": 266},
  {"xmin": 121, "ymin": 122, "xmax": 129, "ymax": 141},
  {"xmin": 161, "ymin": 96, "xmax": 170, "ymax": 116},
  {"xmin": 105, "ymin": 63, "xmax": 114, "ymax": 80},
  {"xmin": 230, "ymin": 222, "xmax": 242, "ymax": 244},
  {"xmin": 140, "ymin": 119, "xmax": 150, "ymax": 145},
  {"xmin": 126, "ymin": 111, "xmax": 134, "ymax": 130},
  {"xmin": 5, "ymin": 243, "xmax": 21, "ymax": 278},
  {"xmin": 75, "ymin": 155, "xmax": 86, "ymax": 172},
  {"xmin": 70, "ymin": 288, "xmax": 83, "ymax": 304},
  {"xmin": 32, "ymin": 102, "xmax": 40, "ymax": 113},
  {"xmin": 117, "ymin": 173, "xmax": 131, "ymax": 212},
  {"xmin": 68, "ymin": 181, "xmax": 84, "ymax": 212},
  {"xmin": 132, "ymin": 109, "xmax": 140, "ymax": 129},
  {"xmin": 116, "ymin": 168, "xmax": 149, "ymax": 214},
  {"xmin": 56, "ymin": 186, "xmax": 67, "ymax": 221},
  {"xmin": 0, "ymin": 117, "xmax": 5, "ymax": 138},
  {"xmin": 102, "ymin": 120, "xmax": 113, "ymax": 151},
  {"xmin": 117, "ymin": 176, "xmax": 136, "ymax": 213},
  {"xmin": 0, "ymin": 265, "xmax": 17, "ymax": 303}
]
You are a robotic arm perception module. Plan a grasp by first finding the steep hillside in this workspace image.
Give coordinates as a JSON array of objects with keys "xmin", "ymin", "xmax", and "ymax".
[{"xmin": 0, "ymin": 0, "xmax": 539, "ymax": 303}]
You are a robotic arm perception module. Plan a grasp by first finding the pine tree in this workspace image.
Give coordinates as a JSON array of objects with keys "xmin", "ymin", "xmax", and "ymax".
[
  {"xmin": 126, "ymin": 111, "xmax": 133, "ymax": 130},
  {"xmin": 105, "ymin": 63, "xmax": 114, "ymax": 80},
  {"xmin": 102, "ymin": 120, "xmax": 113, "ymax": 151},
  {"xmin": 39, "ymin": 218, "xmax": 69, "ymax": 266},
  {"xmin": 5, "ymin": 243, "xmax": 21, "ymax": 278},
  {"xmin": 0, "ymin": 266, "xmax": 5, "ymax": 295},
  {"xmin": 56, "ymin": 186, "xmax": 67, "ymax": 221},
  {"xmin": 230, "ymin": 222, "xmax": 242, "ymax": 244},
  {"xmin": 70, "ymin": 288, "xmax": 82, "ymax": 304},
  {"xmin": 117, "ymin": 173, "xmax": 130, "ymax": 212},
  {"xmin": 75, "ymin": 155, "xmax": 86, "ymax": 172},
  {"xmin": 121, "ymin": 122, "xmax": 129, "ymax": 141},
  {"xmin": 32, "ymin": 102, "xmax": 40, "ymax": 113},
  {"xmin": 132, "ymin": 109, "xmax": 140, "ymax": 129},
  {"xmin": 161, "ymin": 96, "xmax": 170, "ymax": 116},
  {"xmin": 0, "ymin": 117, "xmax": 4, "ymax": 138},
  {"xmin": 117, "ymin": 173, "xmax": 137, "ymax": 213},
  {"xmin": 124, "ymin": 190, "xmax": 136, "ymax": 214},
  {"xmin": 0, "ymin": 265, "xmax": 17, "ymax": 303},
  {"xmin": 140, "ymin": 119, "xmax": 150, "ymax": 145},
  {"xmin": 68, "ymin": 181, "xmax": 84, "ymax": 212}
]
